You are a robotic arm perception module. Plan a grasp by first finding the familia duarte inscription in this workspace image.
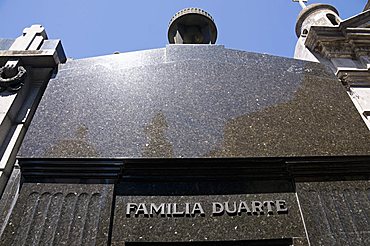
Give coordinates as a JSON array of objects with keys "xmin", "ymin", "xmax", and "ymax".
[{"xmin": 126, "ymin": 200, "xmax": 288, "ymax": 217}]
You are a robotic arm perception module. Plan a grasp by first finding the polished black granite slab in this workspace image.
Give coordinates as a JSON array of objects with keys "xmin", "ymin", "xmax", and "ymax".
[
  {"xmin": 112, "ymin": 178, "xmax": 305, "ymax": 244},
  {"xmin": 0, "ymin": 183, "xmax": 113, "ymax": 245},
  {"xmin": 120, "ymin": 240, "xmax": 294, "ymax": 246},
  {"xmin": 19, "ymin": 45, "xmax": 370, "ymax": 158},
  {"xmin": 120, "ymin": 240, "xmax": 301, "ymax": 246},
  {"xmin": 112, "ymin": 193, "xmax": 305, "ymax": 244},
  {"xmin": 0, "ymin": 168, "xmax": 20, "ymax": 238},
  {"xmin": 296, "ymin": 180, "xmax": 370, "ymax": 245}
]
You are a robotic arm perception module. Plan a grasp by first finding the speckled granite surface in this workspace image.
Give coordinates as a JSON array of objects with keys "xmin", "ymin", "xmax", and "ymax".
[
  {"xmin": 0, "ymin": 183, "xmax": 113, "ymax": 245},
  {"xmin": 113, "ymin": 193, "xmax": 304, "ymax": 243},
  {"xmin": 6, "ymin": 44, "xmax": 369, "ymax": 245},
  {"xmin": 297, "ymin": 180, "xmax": 370, "ymax": 245},
  {"xmin": 18, "ymin": 45, "xmax": 370, "ymax": 159}
]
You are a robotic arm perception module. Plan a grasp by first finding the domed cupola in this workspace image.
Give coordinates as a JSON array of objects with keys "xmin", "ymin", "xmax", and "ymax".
[
  {"xmin": 295, "ymin": 3, "xmax": 341, "ymax": 38},
  {"xmin": 168, "ymin": 7, "xmax": 217, "ymax": 44}
]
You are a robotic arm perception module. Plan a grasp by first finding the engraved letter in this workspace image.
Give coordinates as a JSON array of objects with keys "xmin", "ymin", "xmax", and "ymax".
[
  {"xmin": 238, "ymin": 201, "xmax": 251, "ymax": 215},
  {"xmin": 126, "ymin": 203, "xmax": 137, "ymax": 216},
  {"xmin": 225, "ymin": 202, "xmax": 237, "ymax": 216},
  {"xmin": 150, "ymin": 203, "xmax": 165, "ymax": 216},
  {"xmin": 263, "ymin": 201, "xmax": 275, "ymax": 215},
  {"xmin": 251, "ymin": 201, "xmax": 264, "ymax": 215},
  {"xmin": 192, "ymin": 203, "xmax": 205, "ymax": 216},
  {"xmin": 276, "ymin": 200, "xmax": 288, "ymax": 214},
  {"xmin": 185, "ymin": 203, "xmax": 191, "ymax": 216},
  {"xmin": 212, "ymin": 202, "xmax": 224, "ymax": 216},
  {"xmin": 172, "ymin": 203, "xmax": 185, "ymax": 217},
  {"xmin": 135, "ymin": 203, "xmax": 148, "ymax": 216}
]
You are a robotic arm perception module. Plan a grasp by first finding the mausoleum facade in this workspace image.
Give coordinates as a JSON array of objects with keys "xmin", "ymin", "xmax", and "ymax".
[{"xmin": 0, "ymin": 2, "xmax": 369, "ymax": 246}]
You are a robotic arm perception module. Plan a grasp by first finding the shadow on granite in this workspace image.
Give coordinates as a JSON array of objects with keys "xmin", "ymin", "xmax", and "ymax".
[
  {"xmin": 112, "ymin": 193, "xmax": 305, "ymax": 244},
  {"xmin": 18, "ymin": 45, "xmax": 370, "ymax": 159},
  {"xmin": 297, "ymin": 180, "xmax": 370, "ymax": 245},
  {"xmin": 122, "ymin": 239, "xmax": 293, "ymax": 245},
  {"xmin": 0, "ymin": 183, "xmax": 113, "ymax": 245},
  {"xmin": 44, "ymin": 124, "xmax": 99, "ymax": 157}
]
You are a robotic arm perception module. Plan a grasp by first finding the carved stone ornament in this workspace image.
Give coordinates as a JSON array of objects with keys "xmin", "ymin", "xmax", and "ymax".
[{"xmin": 0, "ymin": 65, "xmax": 27, "ymax": 92}]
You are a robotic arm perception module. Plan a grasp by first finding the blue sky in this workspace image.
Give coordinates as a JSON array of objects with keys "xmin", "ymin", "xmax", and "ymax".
[{"xmin": 0, "ymin": 0, "xmax": 366, "ymax": 59}]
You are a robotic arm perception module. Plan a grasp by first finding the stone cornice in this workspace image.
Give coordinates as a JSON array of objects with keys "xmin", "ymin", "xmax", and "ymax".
[
  {"xmin": 305, "ymin": 11, "xmax": 370, "ymax": 59},
  {"xmin": 18, "ymin": 156, "xmax": 370, "ymax": 183},
  {"xmin": 337, "ymin": 68, "xmax": 370, "ymax": 87},
  {"xmin": 365, "ymin": 1, "xmax": 370, "ymax": 11}
]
